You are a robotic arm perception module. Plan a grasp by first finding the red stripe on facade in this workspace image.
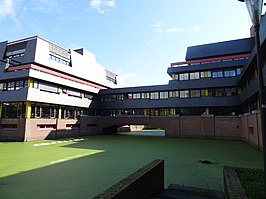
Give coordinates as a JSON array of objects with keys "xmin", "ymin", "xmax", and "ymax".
[
  {"xmin": 6, "ymin": 64, "xmax": 107, "ymax": 90},
  {"xmin": 171, "ymin": 53, "xmax": 251, "ymax": 67}
]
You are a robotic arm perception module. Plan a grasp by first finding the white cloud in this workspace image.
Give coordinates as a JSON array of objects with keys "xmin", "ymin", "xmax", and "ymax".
[
  {"xmin": 152, "ymin": 22, "xmax": 203, "ymax": 34},
  {"xmin": 89, "ymin": 0, "xmax": 116, "ymax": 14},
  {"xmin": 0, "ymin": 0, "xmax": 16, "ymax": 19},
  {"xmin": 31, "ymin": 0, "xmax": 61, "ymax": 13},
  {"xmin": 116, "ymin": 71, "xmax": 138, "ymax": 88}
]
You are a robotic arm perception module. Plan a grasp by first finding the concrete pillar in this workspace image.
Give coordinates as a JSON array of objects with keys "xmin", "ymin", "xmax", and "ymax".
[
  {"xmin": 144, "ymin": 109, "xmax": 149, "ymax": 116},
  {"xmin": 0, "ymin": 102, "xmax": 2, "ymax": 118},
  {"xmin": 58, "ymin": 105, "xmax": 62, "ymax": 119},
  {"xmin": 172, "ymin": 74, "xmax": 175, "ymax": 80},
  {"xmin": 28, "ymin": 78, "xmax": 33, "ymax": 88},
  {"xmin": 205, "ymin": 108, "xmax": 209, "ymax": 115},
  {"xmin": 171, "ymin": 108, "xmax": 176, "ymax": 115},
  {"xmin": 25, "ymin": 101, "xmax": 31, "ymax": 119}
]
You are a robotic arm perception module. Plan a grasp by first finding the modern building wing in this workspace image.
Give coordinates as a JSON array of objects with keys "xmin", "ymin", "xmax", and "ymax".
[
  {"xmin": 91, "ymin": 37, "xmax": 255, "ymax": 116},
  {"xmin": 0, "ymin": 36, "xmax": 118, "ymax": 120},
  {"xmin": 1, "ymin": 15, "xmax": 266, "ymax": 143}
]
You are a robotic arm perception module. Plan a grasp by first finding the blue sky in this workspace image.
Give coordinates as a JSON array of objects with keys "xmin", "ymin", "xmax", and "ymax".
[{"xmin": 0, "ymin": 0, "xmax": 262, "ymax": 87}]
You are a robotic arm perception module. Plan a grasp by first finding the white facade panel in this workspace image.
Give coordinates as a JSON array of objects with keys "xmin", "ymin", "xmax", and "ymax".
[
  {"xmin": 27, "ymin": 88, "xmax": 92, "ymax": 108},
  {"xmin": 28, "ymin": 69, "xmax": 99, "ymax": 94}
]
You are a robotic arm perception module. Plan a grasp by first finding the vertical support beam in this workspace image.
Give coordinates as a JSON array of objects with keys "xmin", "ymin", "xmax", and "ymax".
[
  {"xmin": 25, "ymin": 101, "xmax": 31, "ymax": 119},
  {"xmin": 0, "ymin": 102, "xmax": 2, "ymax": 118},
  {"xmin": 171, "ymin": 108, "xmax": 176, "ymax": 115},
  {"xmin": 28, "ymin": 78, "xmax": 33, "ymax": 88},
  {"xmin": 58, "ymin": 105, "xmax": 62, "ymax": 119},
  {"xmin": 144, "ymin": 109, "xmax": 148, "ymax": 116},
  {"xmin": 205, "ymin": 89, "xmax": 209, "ymax": 96},
  {"xmin": 172, "ymin": 74, "xmax": 175, "ymax": 80},
  {"xmin": 205, "ymin": 108, "xmax": 209, "ymax": 115}
]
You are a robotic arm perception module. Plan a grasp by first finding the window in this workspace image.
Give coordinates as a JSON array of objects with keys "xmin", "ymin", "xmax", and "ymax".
[
  {"xmin": 169, "ymin": 91, "xmax": 179, "ymax": 98},
  {"xmin": 1, "ymin": 102, "xmax": 25, "ymax": 118},
  {"xmin": 110, "ymin": 95, "xmax": 116, "ymax": 101},
  {"xmin": 49, "ymin": 53, "xmax": 70, "ymax": 66},
  {"xmin": 127, "ymin": 93, "xmax": 133, "ymax": 99},
  {"xmin": 224, "ymin": 69, "xmax": 236, "ymax": 77},
  {"xmin": 180, "ymin": 90, "xmax": 189, "ymax": 98},
  {"xmin": 215, "ymin": 88, "xmax": 224, "ymax": 96},
  {"xmin": 133, "ymin": 93, "xmax": 141, "ymax": 99},
  {"xmin": 200, "ymin": 71, "xmax": 211, "ymax": 78},
  {"xmin": 201, "ymin": 89, "xmax": 213, "ymax": 97},
  {"xmin": 212, "ymin": 71, "xmax": 223, "ymax": 78},
  {"xmin": 225, "ymin": 88, "xmax": 237, "ymax": 96},
  {"xmin": 117, "ymin": 94, "xmax": 124, "ymax": 100},
  {"xmin": 150, "ymin": 92, "xmax": 159, "ymax": 99},
  {"xmin": 189, "ymin": 72, "xmax": 200, "ymax": 80},
  {"xmin": 173, "ymin": 74, "xmax": 178, "ymax": 80},
  {"xmin": 15, "ymin": 80, "xmax": 24, "ymax": 90},
  {"xmin": 179, "ymin": 73, "xmax": 189, "ymax": 81},
  {"xmin": 141, "ymin": 93, "xmax": 149, "ymax": 99},
  {"xmin": 190, "ymin": 90, "xmax": 200, "ymax": 98},
  {"xmin": 7, "ymin": 82, "xmax": 15, "ymax": 91},
  {"xmin": 159, "ymin": 92, "xmax": 168, "ymax": 99},
  {"xmin": 236, "ymin": 68, "xmax": 241, "ymax": 75}
]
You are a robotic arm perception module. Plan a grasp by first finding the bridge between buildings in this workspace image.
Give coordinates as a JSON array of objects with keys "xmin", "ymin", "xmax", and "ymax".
[{"xmin": 79, "ymin": 114, "xmax": 257, "ymax": 142}]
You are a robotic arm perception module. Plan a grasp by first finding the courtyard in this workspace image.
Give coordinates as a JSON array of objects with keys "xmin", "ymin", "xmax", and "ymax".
[{"xmin": 0, "ymin": 133, "xmax": 263, "ymax": 199}]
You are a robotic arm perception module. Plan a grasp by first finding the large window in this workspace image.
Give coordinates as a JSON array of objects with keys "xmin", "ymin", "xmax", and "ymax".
[
  {"xmin": 159, "ymin": 92, "xmax": 168, "ymax": 99},
  {"xmin": 150, "ymin": 92, "xmax": 159, "ymax": 99},
  {"xmin": 190, "ymin": 90, "xmax": 200, "ymax": 98},
  {"xmin": 169, "ymin": 91, "xmax": 179, "ymax": 98},
  {"xmin": 224, "ymin": 69, "xmax": 236, "ymax": 77},
  {"xmin": 133, "ymin": 93, "xmax": 141, "ymax": 99},
  {"xmin": 200, "ymin": 71, "xmax": 212, "ymax": 78},
  {"xmin": 189, "ymin": 72, "xmax": 200, "ymax": 80},
  {"xmin": 179, "ymin": 73, "xmax": 189, "ymax": 81},
  {"xmin": 1, "ymin": 102, "xmax": 25, "ymax": 118},
  {"xmin": 212, "ymin": 71, "xmax": 223, "ymax": 78},
  {"xmin": 215, "ymin": 88, "xmax": 224, "ymax": 96},
  {"xmin": 180, "ymin": 90, "xmax": 189, "ymax": 98}
]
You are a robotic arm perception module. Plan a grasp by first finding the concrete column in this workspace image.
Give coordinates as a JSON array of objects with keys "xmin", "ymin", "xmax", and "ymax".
[
  {"xmin": 205, "ymin": 89, "xmax": 209, "ymax": 96},
  {"xmin": 25, "ymin": 101, "xmax": 32, "ymax": 119},
  {"xmin": 172, "ymin": 74, "xmax": 175, "ymax": 80},
  {"xmin": 144, "ymin": 109, "xmax": 148, "ymax": 116},
  {"xmin": 58, "ymin": 105, "xmax": 62, "ymax": 119},
  {"xmin": 205, "ymin": 108, "xmax": 209, "ymax": 115},
  {"xmin": 171, "ymin": 108, "xmax": 176, "ymax": 115},
  {"xmin": 0, "ymin": 102, "xmax": 2, "ymax": 118},
  {"xmin": 28, "ymin": 78, "xmax": 33, "ymax": 88}
]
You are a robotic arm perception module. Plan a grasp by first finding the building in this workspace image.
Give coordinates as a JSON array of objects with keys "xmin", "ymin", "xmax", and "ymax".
[
  {"xmin": 1, "ymin": 14, "xmax": 266, "ymax": 145},
  {"xmin": 91, "ymin": 37, "xmax": 254, "ymax": 117},
  {"xmin": 0, "ymin": 36, "xmax": 118, "ymax": 141}
]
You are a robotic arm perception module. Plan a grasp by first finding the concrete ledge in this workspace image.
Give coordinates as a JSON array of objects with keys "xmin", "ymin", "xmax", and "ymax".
[
  {"xmin": 223, "ymin": 167, "xmax": 248, "ymax": 199},
  {"xmin": 92, "ymin": 159, "xmax": 164, "ymax": 199}
]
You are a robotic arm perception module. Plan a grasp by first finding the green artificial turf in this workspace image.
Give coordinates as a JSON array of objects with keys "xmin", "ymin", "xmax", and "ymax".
[{"xmin": 0, "ymin": 134, "xmax": 263, "ymax": 199}]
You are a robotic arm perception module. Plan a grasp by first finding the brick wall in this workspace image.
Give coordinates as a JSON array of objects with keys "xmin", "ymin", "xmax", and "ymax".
[{"xmin": 92, "ymin": 159, "xmax": 164, "ymax": 199}]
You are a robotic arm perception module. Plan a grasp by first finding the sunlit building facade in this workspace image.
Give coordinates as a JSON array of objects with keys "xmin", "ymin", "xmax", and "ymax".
[{"xmin": 0, "ymin": 36, "xmax": 118, "ymax": 140}]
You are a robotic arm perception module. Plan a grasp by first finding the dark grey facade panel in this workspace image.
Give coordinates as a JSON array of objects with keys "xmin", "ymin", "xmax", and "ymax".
[
  {"xmin": 92, "ymin": 95, "xmax": 239, "ymax": 110},
  {"xmin": 167, "ymin": 59, "xmax": 247, "ymax": 75},
  {"xmin": 168, "ymin": 77, "xmax": 238, "ymax": 90},
  {"xmin": 0, "ymin": 41, "xmax": 7, "ymax": 60},
  {"xmin": 23, "ymin": 39, "xmax": 37, "ymax": 64},
  {"xmin": 185, "ymin": 38, "xmax": 254, "ymax": 61},
  {"xmin": 0, "ymin": 88, "xmax": 28, "ymax": 102},
  {"xmin": 0, "ymin": 69, "xmax": 30, "ymax": 81},
  {"xmin": 239, "ymin": 78, "xmax": 258, "ymax": 104},
  {"xmin": 99, "ymin": 84, "xmax": 170, "ymax": 94}
]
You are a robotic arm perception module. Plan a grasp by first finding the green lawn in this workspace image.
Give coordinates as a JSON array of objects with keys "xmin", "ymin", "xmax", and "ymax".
[{"xmin": 0, "ymin": 134, "xmax": 263, "ymax": 199}]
